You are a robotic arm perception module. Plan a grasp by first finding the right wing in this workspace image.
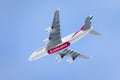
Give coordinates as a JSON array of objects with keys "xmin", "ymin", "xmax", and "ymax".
[{"xmin": 46, "ymin": 10, "xmax": 62, "ymax": 50}]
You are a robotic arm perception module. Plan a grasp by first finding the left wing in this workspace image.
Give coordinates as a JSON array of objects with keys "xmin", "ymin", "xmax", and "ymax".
[
  {"xmin": 65, "ymin": 49, "xmax": 91, "ymax": 59},
  {"xmin": 56, "ymin": 48, "xmax": 92, "ymax": 63},
  {"xmin": 46, "ymin": 10, "xmax": 62, "ymax": 50}
]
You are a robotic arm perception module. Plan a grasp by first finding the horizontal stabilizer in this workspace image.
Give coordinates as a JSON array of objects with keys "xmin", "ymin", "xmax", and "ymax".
[{"xmin": 89, "ymin": 29, "xmax": 100, "ymax": 36}]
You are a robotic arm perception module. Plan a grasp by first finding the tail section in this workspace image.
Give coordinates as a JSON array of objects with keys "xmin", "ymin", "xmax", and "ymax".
[
  {"xmin": 81, "ymin": 15, "xmax": 93, "ymax": 31},
  {"xmin": 89, "ymin": 29, "xmax": 101, "ymax": 36},
  {"xmin": 81, "ymin": 15, "xmax": 100, "ymax": 36}
]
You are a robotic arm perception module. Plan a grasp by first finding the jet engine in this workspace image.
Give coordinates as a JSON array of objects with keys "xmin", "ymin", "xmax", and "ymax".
[
  {"xmin": 43, "ymin": 38, "xmax": 49, "ymax": 44},
  {"xmin": 66, "ymin": 58, "xmax": 74, "ymax": 64},
  {"xmin": 56, "ymin": 56, "xmax": 62, "ymax": 62},
  {"xmin": 45, "ymin": 27, "xmax": 52, "ymax": 33},
  {"xmin": 56, "ymin": 52, "xmax": 67, "ymax": 62}
]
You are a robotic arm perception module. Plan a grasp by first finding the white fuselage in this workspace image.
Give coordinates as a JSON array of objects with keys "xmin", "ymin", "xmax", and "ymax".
[{"xmin": 29, "ymin": 27, "xmax": 93, "ymax": 61}]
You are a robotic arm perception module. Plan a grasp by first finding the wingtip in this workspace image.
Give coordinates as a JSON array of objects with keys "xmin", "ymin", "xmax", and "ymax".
[
  {"xmin": 57, "ymin": 8, "xmax": 60, "ymax": 11},
  {"xmin": 89, "ymin": 56, "xmax": 93, "ymax": 59}
]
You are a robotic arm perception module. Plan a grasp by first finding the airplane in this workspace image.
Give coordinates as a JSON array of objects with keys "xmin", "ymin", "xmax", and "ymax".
[{"xmin": 28, "ymin": 9, "xmax": 100, "ymax": 63}]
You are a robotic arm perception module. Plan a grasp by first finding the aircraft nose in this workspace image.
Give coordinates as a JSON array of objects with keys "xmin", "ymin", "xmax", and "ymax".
[
  {"xmin": 28, "ymin": 56, "xmax": 34, "ymax": 61},
  {"xmin": 28, "ymin": 52, "xmax": 36, "ymax": 61}
]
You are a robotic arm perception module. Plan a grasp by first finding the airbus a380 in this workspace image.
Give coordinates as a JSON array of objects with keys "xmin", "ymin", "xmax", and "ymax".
[{"xmin": 29, "ymin": 9, "xmax": 100, "ymax": 63}]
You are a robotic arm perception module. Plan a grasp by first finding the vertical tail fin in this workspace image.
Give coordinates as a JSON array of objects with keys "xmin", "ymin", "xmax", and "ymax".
[
  {"xmin": 81, "ymin": 15, "xmax": 100, "ymax": 36},
  {"xmin": 81, "ymin": 15, "xmax": 93, "ymax": 31}
]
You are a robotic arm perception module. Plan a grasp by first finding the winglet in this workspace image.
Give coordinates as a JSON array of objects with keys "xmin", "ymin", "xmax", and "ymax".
[
  {"xmin": 57, "ymin": 8, "xmax": 60, "ymax": 11},
  {"xmin": 89, "ymin": 56, "xmax": 93, "ymax": 59}
]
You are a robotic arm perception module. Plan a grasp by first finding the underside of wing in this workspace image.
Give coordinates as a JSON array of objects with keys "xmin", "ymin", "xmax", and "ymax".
[
  {"xmin": 56, "ymin": 48, "xmax": 92, "ymax": 63},
  {"xmin": 46, "ymin": 10, "xmax": 62, "ymax": 50},
  {"xmin": 66, "ymin": 49, "xmax": 92, "ymax": 59}
]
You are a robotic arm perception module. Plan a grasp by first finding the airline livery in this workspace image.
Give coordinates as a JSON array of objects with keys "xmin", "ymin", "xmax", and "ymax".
[{"xmin": 29, "ymin": 9, "xmax": 100, "ymax": 63}]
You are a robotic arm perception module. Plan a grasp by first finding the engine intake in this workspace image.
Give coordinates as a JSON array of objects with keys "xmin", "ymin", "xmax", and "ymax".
[
  {"xmin": 56, "ymin": 56, "xmax": 62, "ymax": 62},
  {"xmin": 43, "ymin": 39, "xmax": 49, "ymax": 44},
  {"xmin": 67, "ymin": 58, "xmax": 74, "ymax": 64},
  {"xmin": 45, "ymin": 27, "xmax": 52, "ymax": 33}
]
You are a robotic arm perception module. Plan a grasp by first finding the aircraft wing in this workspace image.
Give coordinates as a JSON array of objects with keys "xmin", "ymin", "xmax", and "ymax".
[
  {"xmin": 58, "ymin": 48, "xmax": 91, "ymax": 60},
  {"xmin": 46, "ymin": 10, "xmax": 62, "ymax": 50},
  {"xmin": 66, "ymin": 49, "xmax": 91, "ymax": 60}
]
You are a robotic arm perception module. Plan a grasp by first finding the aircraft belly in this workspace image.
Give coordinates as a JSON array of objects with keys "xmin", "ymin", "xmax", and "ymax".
[
  {"xmin": 47, "ymin": 42, "xmax": 70, "ymax": 54},
  {"xmin": 29, "ymin": 47, "xmax": 48, "ymax": 61},
  {"xmin": 70, "ymin": 31, "xmax": 88, "ymax": 44}
]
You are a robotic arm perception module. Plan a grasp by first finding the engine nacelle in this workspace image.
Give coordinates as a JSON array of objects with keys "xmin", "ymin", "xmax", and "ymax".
[
  {"xmin": 45, "ymin": 27, "xmax": 52, "ymax": 33},
  {"xmin": 43, "ymin": 38, "xmax": 49, "ymax": 44},
  {"xmin": 56, "ymin": 56, "xmax": 62, "ymax": 62},
  {"xmin": 66, "ymin": 58, "xmax": 74, "ymax": 64}
]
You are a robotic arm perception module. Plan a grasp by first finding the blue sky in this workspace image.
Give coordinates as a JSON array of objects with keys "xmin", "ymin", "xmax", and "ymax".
[{"xmin": 0, "ymin": 0, "xmax": 120, "ymax": 80}]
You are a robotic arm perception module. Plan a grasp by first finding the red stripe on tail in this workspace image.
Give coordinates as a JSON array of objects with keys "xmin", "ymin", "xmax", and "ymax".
[{"xmin": 80, "ymin": 25, "xmax": 84, "ymax": 30}]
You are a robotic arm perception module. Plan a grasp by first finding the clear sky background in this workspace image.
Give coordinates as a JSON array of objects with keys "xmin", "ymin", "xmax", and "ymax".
[{"xmin": 0, "ymin": 0, "xmax": 120, "ymax": 80}]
